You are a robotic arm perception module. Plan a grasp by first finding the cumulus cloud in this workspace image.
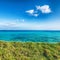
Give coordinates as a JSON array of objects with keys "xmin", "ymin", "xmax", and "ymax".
[
  {"xmin": 26, "ymin": 5, "xmax": 52, "ymax": 17},
  {"xmin": 36, "ymin": 5, "xmax": 51, "ymax": 13}
]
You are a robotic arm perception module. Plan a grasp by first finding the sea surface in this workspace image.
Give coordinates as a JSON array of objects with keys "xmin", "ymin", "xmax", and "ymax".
[{"xmin": 0, "ymin": 30, "xmax": 60, "ymax": 42}]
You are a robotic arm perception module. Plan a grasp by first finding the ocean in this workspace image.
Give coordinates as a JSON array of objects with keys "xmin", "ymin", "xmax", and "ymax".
[{"xmin": 0, "ymin": 30, "xmax": 60, "ymax": 42}]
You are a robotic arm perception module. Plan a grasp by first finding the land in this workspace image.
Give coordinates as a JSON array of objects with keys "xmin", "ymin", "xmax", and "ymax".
[{"xmin": 0, "ymin": 41, "xmax": 60, "ymax": 60}]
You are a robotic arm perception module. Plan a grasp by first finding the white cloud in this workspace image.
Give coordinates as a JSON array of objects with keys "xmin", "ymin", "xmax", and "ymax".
[
  {"xmin": 26, "ymin": 9, "xmax": 39, "ymax": 17},
  {"xmin": 26, "ymin": 10, "xmax": 34, "ymax": 15},
  {"xmin": 26, "ymin": 5, "xmax": 51, "ymax": 17},
  {"xmin": 0, "ymin": 20, "xmax": 60, "ymax": 30},
  {"xmin": 36, "ymin": 5, "xmax": 51, "ymax": 13},
  {"xmin": 33, "ymin": 14, "xmax": 39, "ymax": 17}
]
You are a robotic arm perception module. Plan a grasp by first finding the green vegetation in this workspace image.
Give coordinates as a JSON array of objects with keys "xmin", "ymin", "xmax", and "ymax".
[{"xmin": 0, "ymin": 41, "xmax": 60, "ymax": 60}]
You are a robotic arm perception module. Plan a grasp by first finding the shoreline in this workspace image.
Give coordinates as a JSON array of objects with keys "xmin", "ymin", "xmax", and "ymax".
[
  {"xmin": 0, "ymin": 40, "xmax": 59, "ymax": 44},
  {"xmin": 0, "ymin": 40, "xmax": 60, "ymax": 43}
]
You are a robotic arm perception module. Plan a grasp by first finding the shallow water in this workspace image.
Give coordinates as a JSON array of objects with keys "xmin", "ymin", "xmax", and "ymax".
[{"xmin": 0, "ymin": 30, "xmax": 60, "ymax": 42}]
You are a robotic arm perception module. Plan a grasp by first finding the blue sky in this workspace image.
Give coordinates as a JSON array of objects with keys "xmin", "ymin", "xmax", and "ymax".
[{"xmin": 0, "ymin": 0, "xmax": 60, "ymax": 30}]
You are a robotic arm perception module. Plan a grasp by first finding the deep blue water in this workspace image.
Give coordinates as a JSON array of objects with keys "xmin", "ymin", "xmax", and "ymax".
[{"xmin": 0, "ymin": 30, "xmax": 60, "ymax": 42}]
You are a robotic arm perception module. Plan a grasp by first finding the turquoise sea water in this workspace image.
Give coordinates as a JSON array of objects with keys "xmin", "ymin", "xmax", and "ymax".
[{"xmin": 0, "ymin": 30, "xmax": 60, "ymax": 42}]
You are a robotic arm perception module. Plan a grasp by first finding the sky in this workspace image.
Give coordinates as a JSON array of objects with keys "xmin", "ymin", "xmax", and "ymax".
[{"xmin": 0, "ymin": 0, "xmax": 60, "ymax": 30}]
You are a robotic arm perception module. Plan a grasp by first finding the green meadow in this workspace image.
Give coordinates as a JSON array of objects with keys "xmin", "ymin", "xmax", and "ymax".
[{"xmin": 0, "ymin": 41, "xmax": 60, "ymax": 60}]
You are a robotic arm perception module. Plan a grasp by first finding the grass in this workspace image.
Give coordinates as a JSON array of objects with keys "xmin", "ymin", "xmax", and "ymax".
[{"xmin": 0, "ymin": 41, "xmax": 60, "ymax": 60}]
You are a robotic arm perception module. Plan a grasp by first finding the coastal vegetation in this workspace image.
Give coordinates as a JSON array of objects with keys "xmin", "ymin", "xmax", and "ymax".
[{"xmin": 0, "ymin": 41, "xmax": 60, "ymax": 60}]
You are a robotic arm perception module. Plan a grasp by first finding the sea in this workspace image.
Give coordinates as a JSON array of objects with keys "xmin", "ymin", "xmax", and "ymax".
[{"xmin": 0, "ymin": 30, "xmax": 60, "ymax": 42}]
